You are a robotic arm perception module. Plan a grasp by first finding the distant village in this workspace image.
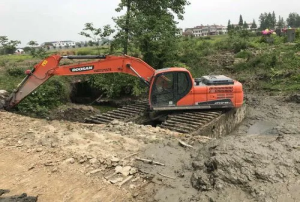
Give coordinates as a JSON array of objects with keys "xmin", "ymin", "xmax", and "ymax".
[
  {"xmin": 15, "ymin": 23, "xmax": 257, "ymax": 54},
  {"xmin": 180, "ymin": 23, "xmax": 258, "ymax": 37}
]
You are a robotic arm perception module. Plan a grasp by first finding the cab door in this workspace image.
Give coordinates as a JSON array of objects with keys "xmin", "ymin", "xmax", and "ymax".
[
  {"xmin": 151, "ymin": 72, "xmax": 175, "ymax": 107},
  {"xmin": 150, "ymin": 71, "xmax": 192, "ymax": 108}
]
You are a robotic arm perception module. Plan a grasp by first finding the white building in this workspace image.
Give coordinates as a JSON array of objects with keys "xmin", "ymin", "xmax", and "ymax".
[
  {"xmin": 183, "ymin": 25, "xmax": 228, "ymax": 37},
  {"xmin": 41, "ymin": 40, "xmax": 76, "ymax": 47},
  {"xmin": 15, "ymin": 48, "xmax": 25, "ymax": 54}
]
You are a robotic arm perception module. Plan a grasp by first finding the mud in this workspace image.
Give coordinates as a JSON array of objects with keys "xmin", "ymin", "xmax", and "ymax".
[
  {"xmin": 0, "ymin": 190, "xmax": 37, "ymax": 202},
  {"xmin": 133, "ymin": 139, "xmax": 199, "ymax": 202},
  {"xmin": 136, "ymin": 95, "xmax": 300, "ymax": 202},
  {"xmin": 193, "ymin": 105, "xmax": 246, "ymax": 138},
  {"xmin": 233, "ymin": 95, "xmax": 300, "ymax": 136},
  {"xmin": 190, "ymin": 134, "xmax": 300, "ymax": 202},
  {"xmin": 48, "ymin": 104, "xmax": 99, "ymax": 122}
]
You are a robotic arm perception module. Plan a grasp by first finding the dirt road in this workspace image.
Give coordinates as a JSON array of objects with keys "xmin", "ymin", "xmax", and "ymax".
[{"xmin": 0, "ymin": 94, "xmax": 300, "ymax": 202}]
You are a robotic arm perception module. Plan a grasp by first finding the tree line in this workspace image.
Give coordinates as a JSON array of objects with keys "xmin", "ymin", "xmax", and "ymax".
[{"xmin": 228, "ymin": 12, "xmax": 300, "ymax": 31}]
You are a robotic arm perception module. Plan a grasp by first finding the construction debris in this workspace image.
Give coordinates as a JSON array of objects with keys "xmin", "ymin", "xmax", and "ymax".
[
  {"xmin": 158, "ymin": 172, "xmax": 176, "ymax": 179},
  {"xmin": 118, "ymin": 176, "xmax": 134, "ymax": 187},
  {"xmin": 135, "ymin": 157, "xmax": 165, "ymax": 166},
  {"xmin": 177, "ymin": 139, "xmax": 193, "ymax": 148}
]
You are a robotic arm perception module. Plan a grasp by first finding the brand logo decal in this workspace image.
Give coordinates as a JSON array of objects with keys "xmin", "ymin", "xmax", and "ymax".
[{"xmin": 70, "ymin": 66, "xmax": 94, "ymax": 72}]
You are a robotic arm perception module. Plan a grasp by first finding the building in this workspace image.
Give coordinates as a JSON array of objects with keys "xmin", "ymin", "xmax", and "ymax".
[
  {"xmin": 183, "ymin": 25, "xmax": 228, "ymax": 37},
  {"xmin": 41, "ymin": 40, "xmax": 76, "ymax": 48},
  {"xmin": 15, "ymin": 48, "xmax": 25, "ymax": 54},
  {"xmin": 176, "ymin": 28, "xmax": 183, "ymax": 36}
]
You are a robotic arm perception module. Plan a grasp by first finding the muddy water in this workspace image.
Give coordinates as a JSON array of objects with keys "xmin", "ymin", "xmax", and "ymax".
[{"xmin": 247, "ymin": 121, "xmax": 277, "ymax": 135}]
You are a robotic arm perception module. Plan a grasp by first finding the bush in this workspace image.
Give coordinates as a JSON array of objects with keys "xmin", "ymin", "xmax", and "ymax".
[
  {"xmin": 87, "ymin": 73, "xmax": 147, "ymax": 98},
  {"xmin": 76, "ymin": 49, "xmax": 93, "ymax": 55},
  {"xmin": 231, "ymin": 37, "xmax": 249, "ymax": 53},
  {"xmin": 235, "ymin": 50, "xmax": 252, "ymax": 59},
  {"xmin": 6, "ymin": 67, "xmax": 27, "ymax": 77},
  {"xmin": 16, "ymin": 78, "xmax": 71, "ymax": 117}
]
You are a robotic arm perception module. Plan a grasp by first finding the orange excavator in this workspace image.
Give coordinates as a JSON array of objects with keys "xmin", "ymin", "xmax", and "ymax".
[{"xmin": 5, "ymin": 54, "xmax": 243, "ymax": 111}]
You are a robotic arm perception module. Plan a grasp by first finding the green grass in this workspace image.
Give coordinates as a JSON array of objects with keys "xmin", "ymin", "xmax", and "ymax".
[{"xmin": 0, "ymin": 54, "xmax": 32, "ymax": 63}]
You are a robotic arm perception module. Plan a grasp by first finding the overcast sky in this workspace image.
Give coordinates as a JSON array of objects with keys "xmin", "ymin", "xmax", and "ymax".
[{"xmin": 0, "ymin": 0, "xmax": 299, "ymax": 47}]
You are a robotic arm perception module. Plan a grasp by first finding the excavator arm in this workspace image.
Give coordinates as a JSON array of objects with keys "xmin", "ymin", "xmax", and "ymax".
[{"xmin": 5, "ymin": 54, "xmax": 155, "ymax": 109}]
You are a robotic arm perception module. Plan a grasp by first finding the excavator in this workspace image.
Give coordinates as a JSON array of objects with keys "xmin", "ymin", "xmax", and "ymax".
[{"xmin": 5, "ymin": 54, "xmax": 244, "ymax": 134}]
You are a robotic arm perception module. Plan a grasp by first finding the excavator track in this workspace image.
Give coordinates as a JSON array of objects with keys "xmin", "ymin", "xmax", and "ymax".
[
  {"xmin": 85, "ymin": 101, "xmax": 149, "ymax": 124},
  {"xmin": 84, "ymin": 101, "xmax": 247, "ymax": 137},
  {"xmin": 160, "ymin": 110, "xmax": 223, "ymax": 134}
]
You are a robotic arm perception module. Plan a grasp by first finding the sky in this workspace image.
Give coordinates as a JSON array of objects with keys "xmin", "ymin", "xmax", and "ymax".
[{"xmin": 0, "ymin": 0, "xmax": 299, "ymax": 47}]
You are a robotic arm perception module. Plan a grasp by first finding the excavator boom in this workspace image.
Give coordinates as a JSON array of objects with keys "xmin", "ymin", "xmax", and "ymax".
[{"xmin": 5, "ymin": 54, "xmax": 155, "ymax": 109}]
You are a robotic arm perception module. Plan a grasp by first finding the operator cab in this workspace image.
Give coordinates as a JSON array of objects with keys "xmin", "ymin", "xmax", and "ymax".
[{"xmin": 150, "ymin": 68, "xmax": 192, "ymax": 108}]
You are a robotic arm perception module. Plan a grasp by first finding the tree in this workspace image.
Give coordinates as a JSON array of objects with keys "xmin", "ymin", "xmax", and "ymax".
[
  {"xmin": 287, "ymin": 12, "xmax": 300, "ymax": 27},
  {"xmin": 259, "ymin": 12, "xmax": 274, "ymax": 30},
  {"xmin": 27, "ymin": 40, "xmax": 47, "ymax": 58},
  {"xmin": 227, "ymin": 20, "xmax": 233, "ymax": 31},
  {"xmin": 243, "ymin": 21, "xmax": 248, "ymax": 29},
  {"xmin": 239, "ymin": 15, "xmax": 243, "ymax": 26},
  {"xmin": 79, "ymin": 23, "xmax": 115, "ymax": 50},
  {"xmin": 251, "ymin": 19, "xmax": 257, "ymax": 29},
  {"xmin": 75, "ymin": 42, "xmax": 82, "ymax": 48},
  {"xmin": 113, "ymin": 0, "xmax": 190, "ymax": 68},
  {"xmin": 0, "ymin": 36, "xmax": 21, "ymax": 55},
  {"xmin": 271, "ymin": 11, "xmax": 276, "ymax": 29},
  {"xmin": 277, "ymin": 16, "xmax": 285, "ymax": 29},
  {"xmin": 28, "ymin": 40, "xmax": 38, "ymax": 47}
]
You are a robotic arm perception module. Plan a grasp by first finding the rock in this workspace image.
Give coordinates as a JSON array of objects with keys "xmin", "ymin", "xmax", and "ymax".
[
  {"xmin": 111, "ymin": 156, "xmax": 120, "ymax": 163},
  {"xmin": 65, "ymin": 158, "xmax": 75, "ymax": 164},
  {"xmin": 129, "ymin": 167, "xmax": 138, "ymax": 175},
  {"xmin": 289, "ymin": 94, "xmax": 300, "ymax": 103},
  {"xmin": 89, "ymin": 169, "xmax": 102, "ymax": 174},
  {"xmin": 36, "ymin": 148, "xmax": 43, "ymax": 152},
  {"xmin": 111, "ymin": 120, "xmax": 120, "ymax": 125},
  {"xmin": 110, "ymin": 177, "xmax": 124, "ymax": 184},
  {"xmin": 51, "ymin": 142, "xmax": 58, "ymax": 148},
  {"xmin": 115, "ymin": 166, "xmax": 123, "ymax": 173},
  {"xmin": 52, "ymin": 167, "xmax": 58, "ymax": 173},
  {"xmin": 89, "ymin": 158, "xmax": 98, "ymax": 164},
  {"xmin": 0, "ymin": 90, "xmax": 8, "ymax": 109},
  {"xmin": 0, "ymin": 90, "xmax": 8, "ymax": 97},
  {"xmin": 121, "ymin": 166, "xmax": 132, "ymax": 176}
]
